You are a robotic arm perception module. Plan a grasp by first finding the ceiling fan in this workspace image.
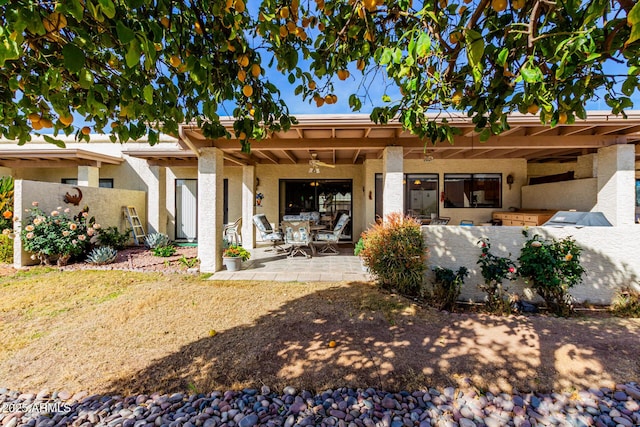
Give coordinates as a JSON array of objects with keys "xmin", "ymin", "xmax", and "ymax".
[{"xmin": 308, "ymin": 153, "xmax": 335, "ymax": 173}]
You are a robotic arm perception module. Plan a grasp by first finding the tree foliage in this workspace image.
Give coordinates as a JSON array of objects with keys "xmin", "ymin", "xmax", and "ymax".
[{"xmin": 1, "ymin": 0, "xmax": 640, "ymax": 148}]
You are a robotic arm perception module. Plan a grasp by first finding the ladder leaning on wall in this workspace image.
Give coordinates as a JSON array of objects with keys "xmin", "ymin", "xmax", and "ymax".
[{"xmin": 123, "ymin": 206, "xmax": 146, "ymax": 245}]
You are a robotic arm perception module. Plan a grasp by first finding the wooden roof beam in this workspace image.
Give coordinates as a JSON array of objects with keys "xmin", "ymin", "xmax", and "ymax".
[{"xmin": 280, "ymin": 150, "xmax": 298, "ymax": 164}]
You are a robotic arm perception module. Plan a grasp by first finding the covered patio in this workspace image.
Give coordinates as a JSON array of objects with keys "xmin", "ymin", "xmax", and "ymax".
[{"xmin": 209, "ymin": 243, "xmax": 371, "ymax": 282}]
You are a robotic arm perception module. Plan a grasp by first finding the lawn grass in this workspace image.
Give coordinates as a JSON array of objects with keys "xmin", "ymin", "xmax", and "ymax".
[{"xmin": 0, "ymin": 269, "xmax": 638, "ymax": 396}]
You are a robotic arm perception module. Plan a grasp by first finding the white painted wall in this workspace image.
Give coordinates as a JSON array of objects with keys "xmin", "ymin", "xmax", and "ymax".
[
  {"xmin": 14, "ymin": 180, "xmax": 146, "ymax": 267},
  {"xmin": 424, "ymin": 225, "xmax": 640, "ymax": 304}
]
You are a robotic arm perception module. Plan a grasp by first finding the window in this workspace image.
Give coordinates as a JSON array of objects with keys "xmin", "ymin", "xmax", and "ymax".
[
  {"xmin": 375, "ymin": 173, "xmax": 439, "ymax": 219},
  {"xmin": 443, "ymin": 173, "xmax": 501, "ymax": 208},
  {"xmin": 61, "ymin": 178, "xmax": 114, "ymax": 188}
]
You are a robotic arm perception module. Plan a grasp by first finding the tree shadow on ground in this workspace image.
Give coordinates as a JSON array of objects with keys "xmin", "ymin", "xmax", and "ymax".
[{"xmin": 104, "ymin": 281, "xmax": 640, "ymax": 396}]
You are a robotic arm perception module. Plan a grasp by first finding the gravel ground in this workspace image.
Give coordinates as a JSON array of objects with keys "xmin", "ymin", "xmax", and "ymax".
[{"xmin": 1, "ymin": 383, "xmax": 639, "ymax": 427}]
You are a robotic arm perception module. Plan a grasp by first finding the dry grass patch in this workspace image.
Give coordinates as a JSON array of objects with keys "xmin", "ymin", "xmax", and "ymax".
[{"xmin": 0, "ymin": 270, "xmax": 638, "ymax": 396}]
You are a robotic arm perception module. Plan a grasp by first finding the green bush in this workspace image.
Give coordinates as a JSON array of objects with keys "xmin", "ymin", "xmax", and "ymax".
[
  {"xmin": 152, "ymin": 245, "xmax": 176, "ymax": 257},
  {"xmin": 517, "ymin": 231, "xmax": 585, "ymax": 316},
  {"xmin": 0, "ymin": 234, "xmax": 13, "ymax": 263},
  {"xmin": 477, "ymin": 238, "xmax": 516, "ymax": 314},
  {"xmin": 97, "ymin": 226, "xmax": 131, "ymax": 250},
  {"xmin": 430, "ymin": 266, "xmax": 468, "ymax": 311},
  {"xmin": 610, "ymin": 288, "xmax": 640, "ymax": 317},
  {"xmin": 359, "ymin": 213, "xmax": 428, "ymax": 297}
]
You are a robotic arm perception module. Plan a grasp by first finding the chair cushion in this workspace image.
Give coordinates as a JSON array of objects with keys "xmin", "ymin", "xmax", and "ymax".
[{"xmin": 315, "ymin": 232, "xmax": 337, "ymax": 242}]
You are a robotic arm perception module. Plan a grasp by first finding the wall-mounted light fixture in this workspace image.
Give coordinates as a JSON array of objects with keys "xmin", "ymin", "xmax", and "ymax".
[
  {"xmin": 507, "ymin": 174, "xmax": 515, "ymax": 190},
  {"xmin": 256, "ymin": 177, "xmax": 260, "ymax": 187}
]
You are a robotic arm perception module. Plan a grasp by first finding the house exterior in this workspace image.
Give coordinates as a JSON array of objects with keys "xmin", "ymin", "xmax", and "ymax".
[{"xmin": 2, "ymin": 112, "xmax": 639, "ymax": 298}]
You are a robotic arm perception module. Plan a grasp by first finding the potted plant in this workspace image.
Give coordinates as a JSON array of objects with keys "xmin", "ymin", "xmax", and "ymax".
[{"xmin": 222, "ymin": 244, "xmax": 251, "ymax": 271}]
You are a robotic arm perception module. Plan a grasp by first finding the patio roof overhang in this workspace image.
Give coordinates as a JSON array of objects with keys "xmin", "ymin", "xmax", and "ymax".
[
  {"xmin": 0, "ymin": 147, "xmax": 123, "ymax": 168},
  {"xmin": 179, "ymin": 112, "xmax": 640, "ymax": 167}
]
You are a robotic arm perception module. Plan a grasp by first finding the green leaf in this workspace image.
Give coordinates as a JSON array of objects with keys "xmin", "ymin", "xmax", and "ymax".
[
  {"xmin": 380, "ymin": 48, "xmax": 392, "ymax": 65},
  {"xmin": 143, "ymin": 85, "xmax": 154, "ymax": 104},
  {"xmin": 125, "ymin": 41, "xmax": 141, "ymax": 68},
  {"xmin": 62, "ymin": 44, "xmax": 85, "ymax": 73},
  {"xmin": 496, "ymin": 48, "xmax": 508, "ymax": 67},
  {"xmin": 627, "ymin": 2, "xmax": 640, "ymax": 45},
  {"xmin": 382, "ymin": 94, "xmax": 391, "ymax": 102},
  {"xmin": 521, "ymin": 65, "xmax": 543, "ymax": 83},
  {"xmin": 43, "ymin": 135, "xmax": 66, "ymax": 148},
  {"xmin": 79, "ymin": 69, "xmax": 94, "ymax": 89},
  {"xmin": 479, "ymin": 128, "xmax": 491, "ymax": 142},
  {"xmin": 97, "ymin": 0, "xmax": 116, "ymax": 19},
  {"xmin": 288, "ymin": 73, "xmax": 295, "ymax": 84},
  {"xmin": 465, "ymin": 29, "xmax": 484, "ymax": 67},
  {"xmin": 416, "ymin": 33, "xmax": 431, "ymax": 57},
  {"xmin": 116, "ymin": 21, "xmax": 136, "ymax": 44}
]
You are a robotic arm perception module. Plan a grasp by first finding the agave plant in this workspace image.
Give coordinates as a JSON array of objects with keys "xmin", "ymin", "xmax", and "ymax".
[
  {"xmin": 145, "ymin": 232, "xmax": 170, "ymax": 249},
  {"xmin": 86, "ymin": 246, "xmax": 118, "ymax": 265}
]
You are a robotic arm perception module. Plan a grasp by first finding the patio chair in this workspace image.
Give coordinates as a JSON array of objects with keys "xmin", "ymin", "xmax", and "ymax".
[
  {"xmin": 430, "ymin": 217, "xmax": 450, "ymax": 225},
  {"xmin": 314, "ymin": 213, "xmax": 350, "ymax": 254},
  {"xmin": 282, "ymin": 220, "xmax": 313, "ymax": 258},
  {"xmin": 223, "ymin": 217, "xmax": 242, "ymax": 246},
  {"xmin": 252, "ymin": 214, "xmax": 285, "ymax": 252}
]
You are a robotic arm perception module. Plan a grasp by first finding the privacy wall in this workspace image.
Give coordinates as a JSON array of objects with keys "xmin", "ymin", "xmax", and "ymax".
[{"xmin": 13, "ymin": 180, "xmax": 146, "ymax": 267}]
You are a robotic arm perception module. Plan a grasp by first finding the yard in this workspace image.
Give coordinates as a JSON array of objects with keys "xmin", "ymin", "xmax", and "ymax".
[{"xmin": 0, "ymin": 269, "xmax": 638, "ymax": 396}]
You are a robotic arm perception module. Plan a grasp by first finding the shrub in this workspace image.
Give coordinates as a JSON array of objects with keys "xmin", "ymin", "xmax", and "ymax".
[
  {"xmin": 477, "ymin": 238, "xmax": 517, "ymax": 314},
  {"xmin": 97, "ymin": 226, "xmax": 131, "ymax": 249},
  {"xmin": 145, "ymin": 232, "xmax": 170, "ymax": 249},
  {"xmin": 0, "ymin": 234, "xmax": 12, "ymax": 263},
  {"xmin": 21, "ymin": 203, "xmax": 97, "ymax": 265},
  {"xmin": 517, "ymin": 231, "xmax": 585, "ymax": 316},
  {"xmin": 86, "ymin": 246, "xmax": 118, "ymax": 265},
  {"xmin": 610, "ymin": 288, "xmax": 640, "ymax": 317},
  {"xmin": 430, "ymin": 266, "xmax": 468, "ymax": 311},
  {"xmin": 152, "ymin": 245, "xmax": 176, "ymax": 257},
  {"xmin": 359, "ymin": 213, "xmax": 428, "ymax": 297},
  {"xmin": 353, "ymin": 237, "xmax": 365, "ymax": 256}
]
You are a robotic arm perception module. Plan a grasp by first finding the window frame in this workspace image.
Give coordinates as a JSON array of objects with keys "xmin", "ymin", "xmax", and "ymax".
[
  {"xmin": 443, "ymin": 173, "xmax": 502, "ymax": 209},
  {"xmin": 61, "ymin": 178, "xmax": 114, "ymax": 188}
]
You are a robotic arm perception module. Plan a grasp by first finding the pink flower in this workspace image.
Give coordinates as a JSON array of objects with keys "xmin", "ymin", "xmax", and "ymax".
[
  {"xmin": 69, "ymin": 223, "xmax": 77, "ymax": 230},
  {"xmin": 33, "ymin": 218, "xmax": 42, "ymax": 226},
  {"xmin": 25, "ymin": 225, "xmax": 34, "ymax": 232},
  {"xmin": 62, "ymin": 230, "xmax": 69, "ymax": 237},
  {"xmin": 26, "ymin": 232, "xmax": 34, "ymax": 239},
  {"xmin": 2, "ymin": 229, "xmax": 10, "ymax": 236},
  {"xmin": 78, "ymin": 234, "xmax": 86, "ymax": 241},
  {"xmin": 82, "ymin": 212, "xmax": 89, "ymax": 218},
  {"xmin": 93, "ymin": 224, "xmax": 101, "ymax": 230},
  {"xmin": 31, "ymin": 201, "xmax": 38, "ymax": 207},
  {"xmin": 51, "ymin": 210, "xmax": 59, "ymax": 217},
  {"xmin": 87, "ymin": 228, "xmax": 95, "ymax": 236},
  {"xmin": 531, "ymin": 241, "xmax": 542, "ymax": 248},
  {"xmin": 72, "ymin": 240, "xmax": 77, "ymax": 245},
  {"xmin": 509, "ymin": 267, "xmax": 516, "ymax": 273},
  {"xmin": 64, "ymin": 208, "xmax": 70, "ymax": 213}
]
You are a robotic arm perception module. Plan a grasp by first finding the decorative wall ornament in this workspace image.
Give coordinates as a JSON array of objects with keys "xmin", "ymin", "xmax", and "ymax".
[{"xmin": 63, "ymin": 187, "xmax": 83, "ymax": 206}]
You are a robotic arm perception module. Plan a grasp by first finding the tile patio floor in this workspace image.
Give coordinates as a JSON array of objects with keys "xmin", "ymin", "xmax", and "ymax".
[{"xmin": 208, "ymin": 243, "xmax": 372, "ymax": 282}]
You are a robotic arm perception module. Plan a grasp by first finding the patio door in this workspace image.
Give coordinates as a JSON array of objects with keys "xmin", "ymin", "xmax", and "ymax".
[
  {"xmin": 176, "ymin": 179, "xmax": 197, "ymax": 241},
  {"xmin": 280, "ymin": 179, "xmax": 353, "ymax": 240}
]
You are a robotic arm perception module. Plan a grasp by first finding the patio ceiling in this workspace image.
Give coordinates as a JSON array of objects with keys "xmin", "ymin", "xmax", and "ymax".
[
  {"xmin": 0, "ymin": 148, "xmax": 123, "ymax": 168},
  {"xmin": 179, "ymin": 112, "xmax": 640, "ymax": 167}
]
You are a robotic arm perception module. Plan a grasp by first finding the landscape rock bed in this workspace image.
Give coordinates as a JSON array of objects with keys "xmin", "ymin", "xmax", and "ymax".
[
  {"xmin": 60, "ymin": 246, "xmax": 199, "ymax": 274},
  {"xmin": 1, "ymin": 383, "xmax": 639, "ymax": 427}
]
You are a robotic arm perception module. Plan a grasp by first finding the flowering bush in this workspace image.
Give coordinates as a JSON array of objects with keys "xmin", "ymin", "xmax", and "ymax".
[
  {"xmin": 223, "ymin": 245, "xmax": 251, "ymax": 261},
  {"xmin": 0, "ymin": 176, "xmax": 14, "ymax": 234},
  {"xmin": 21, "ymin": 202, "xmax": 100, "ymax": 265},
  {"xmin": 518, "ymin": 231, "xmax": 585, "ymax": 316},
  {"xmin": 359, "ymin": 213, "xmax": 428, "ymax": 297},
  {"xmin": 477, "ymin": 238, "xmax": 517, "ymax": 313}
]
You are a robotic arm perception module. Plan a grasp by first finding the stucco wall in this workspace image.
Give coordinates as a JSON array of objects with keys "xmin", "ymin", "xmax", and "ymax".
[
  {"xmin": 521, "ymin": 178, "xmax": 598, "ymax": 211},
  {"xmin": 424, "ymin": 225, "xmax": 640, "ymax": 304},
  {"xmin": 14, "ymin": 180, "xmax": 146, "ymax": 267}
]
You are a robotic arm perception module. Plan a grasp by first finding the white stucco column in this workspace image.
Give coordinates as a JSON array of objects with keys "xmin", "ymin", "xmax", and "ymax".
[
  {"xmin": 241, "ymin": 165, "xmax": 256, "ymax": 249},
  {"xmin": 147, "ymin": 166, "xmax": 167, "ymax": 235},
  {"xmin": 595, "ymin": 144, "xmax": 635, "ymax": 226},
  {"xmin": 382, "ymin": 146, "xmax": 404, "ymax": 218},
  {"xmin": 77, "ymin": 165, "xmax": 99, "ymax": 187},
  {"xmin": 198, "ymin": 147, "xmax": 224, "ymax": 272}
]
